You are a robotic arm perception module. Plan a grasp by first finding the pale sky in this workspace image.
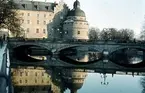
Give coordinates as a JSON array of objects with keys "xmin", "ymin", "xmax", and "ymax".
[{"xmin": 32, "ymin": 0, "xmax": 145, "ymax": 37}]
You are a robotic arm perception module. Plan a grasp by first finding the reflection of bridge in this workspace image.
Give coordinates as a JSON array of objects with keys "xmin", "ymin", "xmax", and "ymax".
[{"xmin": 8, "ymin": 39, "xmax": 145, "ymax": 73}]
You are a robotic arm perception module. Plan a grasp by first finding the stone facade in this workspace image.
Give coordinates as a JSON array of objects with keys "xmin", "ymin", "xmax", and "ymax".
[
  {"xmin": 13, "ymin": 0, "xmax": 68, "ymax": 39},
  {"xmin": 11, "ymin": 0, "xmax": 89, "ymax": 40}
]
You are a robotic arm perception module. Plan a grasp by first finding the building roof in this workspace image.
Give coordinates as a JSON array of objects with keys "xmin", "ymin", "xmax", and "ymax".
[
  {"xmin": 68, "ymin": 8, "xmax": 85, "ymax": 17},
  {"xmin": 67, "ymin": 0, "xmax": 85, "ymax": 17},
  {"xmin": 13, "ymin": 0, "xmax": 58, "ymax": 12}
]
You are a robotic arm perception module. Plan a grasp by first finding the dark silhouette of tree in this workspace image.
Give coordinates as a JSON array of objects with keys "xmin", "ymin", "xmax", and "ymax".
[
  {"xmin": 89, "ymin": 27, "xmax": 100, "ymax": 41},
  {"xmin": 118, "ymin": 29, "xmax": 134, "ymax": 41},
  {"xmin": 100, "ymin": 28, "xmax": 118, "ymax": 41},
  {"xmin": 0, "ymin": 0, "xmax": 24, "ymax": 37},
  {"xmin": 99, "ymin": 28, "xmax": 134, "ymax": 42},
  {"xmin": 140, "ymin": 77, "xmax": 145, "ymax": 93},
  {"xmin": 100, "ymin": 28, "xmax": 109, "ymax": 41},
  {"xmin": 140, "ymin": 17, "xmax": 145, "ymax": 40}
]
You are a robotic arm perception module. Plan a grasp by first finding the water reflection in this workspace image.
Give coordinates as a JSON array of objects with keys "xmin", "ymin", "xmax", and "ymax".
[
  {"xmin": 11, "ymin": 67, "xmax": 88, "ymax": 93},
  {"xmin": 62, "ymin": 69, "xmax": 87, "ymax": 93},
  {"xmin": 59, "ymin": 46, "xmax": 102, "ymax": 64},
  {"xmin": 11, "ymin": 66, "xmax": 145, "ymax": 93},
  {"xmin": 11, "ymin": 67, "xmax": 52, "ymax": 93},
  {"xmin": 109, "ymin": 48, "xmax": 144, "ymax": 67},
  {"xmin": 140, "ymin": 77, "xmax": 145, "ymax": 93}
]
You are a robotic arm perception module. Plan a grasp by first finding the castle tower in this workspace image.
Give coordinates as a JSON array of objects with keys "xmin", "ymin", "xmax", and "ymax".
[{"xmin": 63, "ymin": 0, "xmax": 89, "ymax": 40}]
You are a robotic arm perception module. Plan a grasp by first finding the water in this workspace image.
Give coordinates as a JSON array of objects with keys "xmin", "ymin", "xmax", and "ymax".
[
  {"xmin": 11, "ymin": 67, "xmax": 145, "ymax": 93},
  {"xmin": 65, "ymin": 73, "xmax": 142, "ymax": 93},
  {"xmin": 9, "ymin": 46, "xmax": 145, "ymax": 93}
]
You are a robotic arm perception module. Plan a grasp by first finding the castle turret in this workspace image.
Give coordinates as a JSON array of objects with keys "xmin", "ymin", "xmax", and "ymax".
[{"xmin": 63, "ymin": 0, "xmax": 89, "ymax": 40}]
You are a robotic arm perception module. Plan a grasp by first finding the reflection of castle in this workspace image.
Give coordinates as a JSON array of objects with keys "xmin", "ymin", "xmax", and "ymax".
[
  {"xmin": 11, "ymin": 67, "xmax": 64, "ymax": 93},
  {"xmin": 11, "ymin": 67, "xmax": 87, "ymax": 93},
  {"xmin": 11, "ymin": 67, "xmax": 52, "ymax": 93},
  {"xmin": 62, "ymin": 69, "xmax": 87, "ymax": 93}
]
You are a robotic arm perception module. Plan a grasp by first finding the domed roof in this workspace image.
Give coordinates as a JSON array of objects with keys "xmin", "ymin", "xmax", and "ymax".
[
  {"xmin": 68, "ymin": 8, "xmax": 86, "ymax": 17},
  {"xmin": 66, "ymin": 83, "xmax": 83, "ymax": 91},
  {"xmin": 67, "ymin": 0, "xmax": 86, "ymax": 17}
]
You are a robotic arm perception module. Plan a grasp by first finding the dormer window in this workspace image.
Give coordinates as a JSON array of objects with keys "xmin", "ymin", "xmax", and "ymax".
[
  {"xmin": 34, "ymin": 5, "xmax": 38, "ymax": 9},
  {"xmin": 22, "ymin": 4, "xmax": 25, "ymax": 8},
  {"xmin": 45, "ymin": 6, "xmax": 48, "ymax": 10}
]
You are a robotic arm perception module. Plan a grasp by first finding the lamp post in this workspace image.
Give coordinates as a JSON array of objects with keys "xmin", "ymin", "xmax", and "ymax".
[{"xmin": 101, "ymin": 73, "xmax": 109, "ymax": 85}]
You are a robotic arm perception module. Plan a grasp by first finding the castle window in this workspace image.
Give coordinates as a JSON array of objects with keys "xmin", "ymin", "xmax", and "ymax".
[
  {"xmin": 37, "ymin": 20, "xmax": 39, "ymax": 24},
  {"xmin": 20, "ymin": 80, "xmax": 22, "ymax": 83},
  {"xmin": 35, "ymin": 79, "xmax": 37, "ymax": 83},
  {"xmin": 34, "ymin": 5, "xmax": 38, "ymax": 9},
  {"xmin": 22, "ymin": 4, "xmax": 25, "ymax": 8},
  {"xmin": 25, "ymin": 80, "xmax": 27, "ymax": 83},
  {"xmin": 43, "ymin": 29, "xmax": 46, "ymax": 34},
  {"xmin": 44, "ymin": 14, "xmax": 46, "ymax": 18},
  {"xmin": 25, "ymin": 71, "xmax": 28, "ymax": 76},
  {"xmin": 45, "ymin": 6, "xmax": 48, "ymax": 10},
  {"xmin": 37, "ymin": 14, "xmax": 39, "ymax": 17},
  {"xmin": 20, "ymin": 72, "xmax": 22, "ymax": 76},
  {"xmin": 27, "ymin": 20, "xmax": 30, "ymax": 24},
  {"xmin": 44, "ymin": 21, "xmax": 46, "ymax": 25},
  {"xmin": 27, "ymin": 13, "xmax": 30, "ymax": 16},
  {"xmin": 42, "ymin": 72, "xmax": 44, "ymax": 76},
  {"xmin": 36, "ymin": 29, "xmax": 39, "ymax": 33},
  {"xmin": 77, "ymin": 31, "xmax": 80, "ymax": 34},
  {"xmin": 65, "ymin": 30, "xmax": 68, "ymax": 34},
  {"xmin": 27, "ymin": 28, "xmax": 29, "ymax": 33}
]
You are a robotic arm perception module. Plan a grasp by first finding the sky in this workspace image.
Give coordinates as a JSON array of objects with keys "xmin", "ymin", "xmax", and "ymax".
[
  {"xmin": 64, "ymin": 73, "xmax": 142, "ymax": 93},
  {"xmin": 32, "ymin": 0, "xmax": 145, "ymax": 37}
]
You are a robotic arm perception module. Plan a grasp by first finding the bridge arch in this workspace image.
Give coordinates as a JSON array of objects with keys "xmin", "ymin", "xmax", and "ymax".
[
  {"xmin": 109, "ymin": 45, "xmax": 145, "ymax": 68},
  {"xmin": 110, "ymin": 46, "xmax": 145, "ymax": 54},
  {"xmin": 56, "ymin": 45, "xmax": 81, "ymax": 53},
  {"xmin": 12, "ymin": 43, "xmax": 50, "ymax": 50}
]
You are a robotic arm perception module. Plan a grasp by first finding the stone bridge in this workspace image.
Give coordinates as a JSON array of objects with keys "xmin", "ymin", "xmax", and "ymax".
[
  {"xmin": 7, "ymin": 39, "xmax": 145, "ymax": 75},
  {"xmin": 8, "ymin": 39, "xmax": 145, "ymax": 55}
]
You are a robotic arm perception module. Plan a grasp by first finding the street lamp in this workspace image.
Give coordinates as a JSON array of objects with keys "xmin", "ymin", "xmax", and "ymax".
[{"xmin": 101, "ymin": 73, "xmax": 109, "ymax": 85}]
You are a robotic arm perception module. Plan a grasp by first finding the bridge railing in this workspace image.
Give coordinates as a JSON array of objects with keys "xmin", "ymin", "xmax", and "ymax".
[{"xmin": 8, "ymin": 37, "xmax": 145, "ymax": 44}]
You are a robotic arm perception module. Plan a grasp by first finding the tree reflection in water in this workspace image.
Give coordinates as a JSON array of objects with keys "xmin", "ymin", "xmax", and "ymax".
[
  {"xmin": 110, "ymin": 48, "xmax": 143, "ymax": 66},
  {"xmin": 140, "ymin": 77, "xmax": 145, "ymax": 93}
]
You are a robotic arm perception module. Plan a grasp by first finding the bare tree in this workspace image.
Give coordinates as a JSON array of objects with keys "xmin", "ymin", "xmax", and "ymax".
[
  {"xmin": 99, "ymin": 28, "xmax": 134, "ymax": 42},
  {"xmin": 89, "ymin": 27, "xmax": 100, "ymax": 41},
  {"xmin": 0, "ymin": 0, "xmax": 24, "ymax": 37},
  {"xmin": 118, "ymin": 29, "xmax": 134, "ymax": 41},
  {"xmin": 140, "ymin": 77, "xmax": 145, "ymax": 93},
  {"xmin": 100, "ymin": 28, "xmax": 118, "ymax": 41},
  {"xmin": 100, "ymin": 28, "xmax": 109, "ymax": 41},
  {"xmin": 140, "ymin": 17, "xmax": 145, "ymax": 40}
]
